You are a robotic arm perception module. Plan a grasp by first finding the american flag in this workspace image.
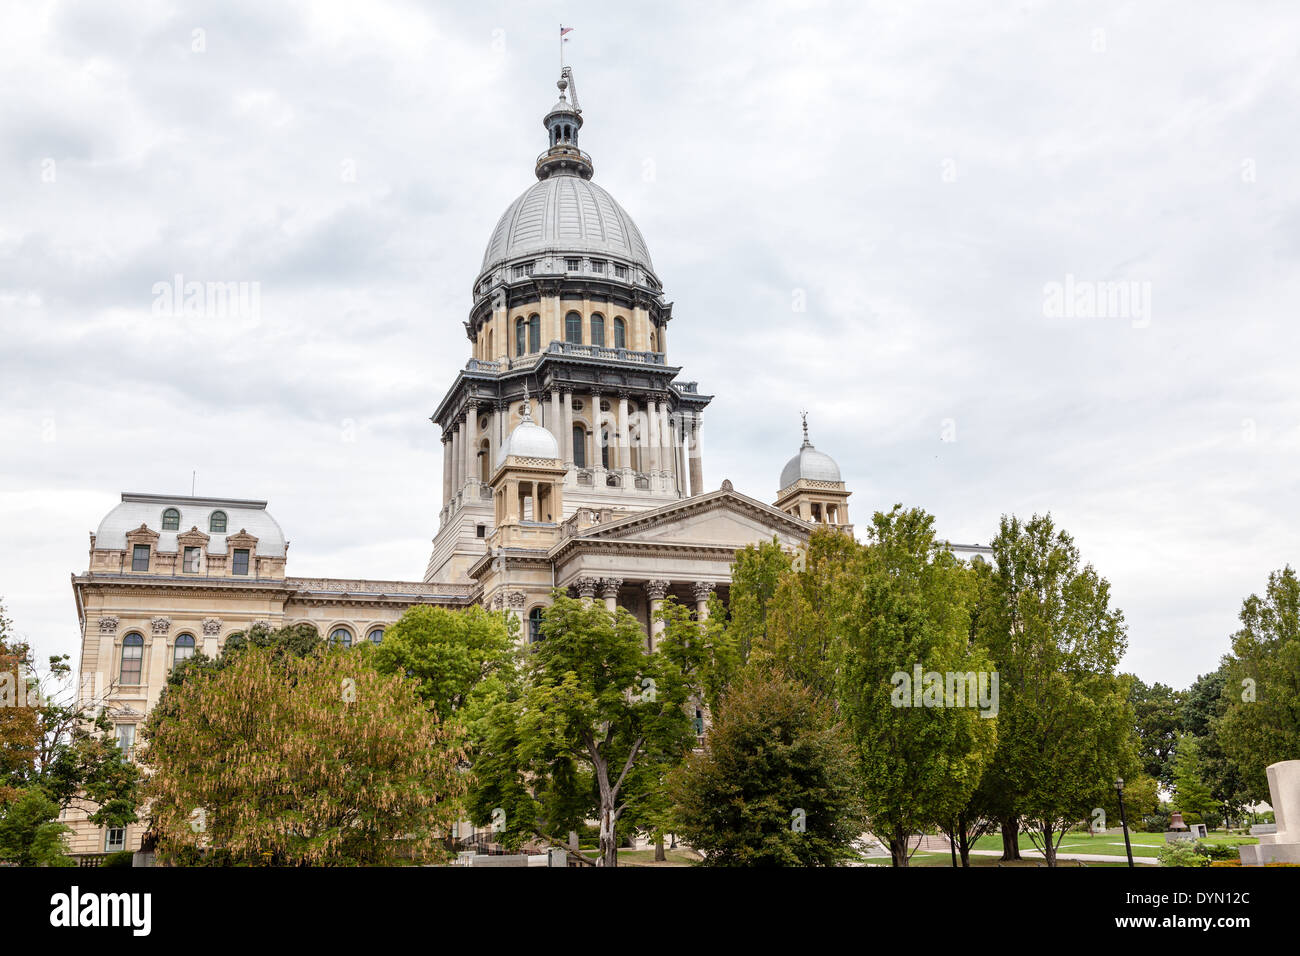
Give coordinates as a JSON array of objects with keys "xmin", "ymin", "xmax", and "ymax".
[{"xmin": 560, "ymin": 26, "xmax": 573, "ymax": 38}]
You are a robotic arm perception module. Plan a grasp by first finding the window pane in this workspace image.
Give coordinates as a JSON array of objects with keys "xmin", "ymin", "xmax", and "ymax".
[
  {"xmin": 565, "ymin": 312, "xmax": 582, "ymax": 344},
  {"xmin": 515, "ymin": 318, "xmax": 525, "ymax": 356},
  {"xmin": 528, "ymin": 315, "xmax": 540, "ymax": 352},
  {"xmin": 131, "ymin": 545, "xmax": 150, "ymax": 571},
  {"xmin": 572, "ymin": 426, "xmax": 586, "ymax": 469},
  {"xmin": 368, "ymin": 629, "xmax": 384, "ymax": 644},
  {"xmin": 330, "ymin": 627, "xmax": 352, "ymax": 647},
  {"xmin": 116, "ymin": 724, "xmax": 135, "ymax": 755},
  {"xmin": 590, "ymin": 315, "xmax": 604, "ymax": 346},
  {"xmin": 121, "ymin": 635, "xmax": 143, "ymax": 684},
  {"xmin": 106, "ymin": 828, "xmax": 125, "ymax": 852},
  {"xmin": 174, "ymin": 635, "xmax": 195, "ymax": 664},
  {"xmin": 232, "ymin": 549, "xmax": 249, "ymax": 575},
  {"xmin": 210, "ymin": 511, "xmax": 227, "ymax": 533},
  {"xmin": 162, "ymin": 508, "xmax": 180, "ymax": 531},
  {"xmin": 614, "ymin": 318, "xmax": 626, "ymax": 349},
  {"xmin": 183, "ymin": 547, "xmax": 201, "ymax": 573}
]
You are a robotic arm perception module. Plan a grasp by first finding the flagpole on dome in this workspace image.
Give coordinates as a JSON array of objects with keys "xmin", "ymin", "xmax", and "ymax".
[{"xmin": 560, "ymin": 24, "xmax": 573, "ymax": 71}]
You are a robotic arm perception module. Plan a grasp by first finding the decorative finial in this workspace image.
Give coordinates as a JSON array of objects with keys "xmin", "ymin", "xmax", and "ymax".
[
  {"xmin": 521, "ymin": 382, "xmax": 532, "ymax": 421},
  {"xmin": 800, "ymin": 409, "xmax": 810, "ymax": 448}
]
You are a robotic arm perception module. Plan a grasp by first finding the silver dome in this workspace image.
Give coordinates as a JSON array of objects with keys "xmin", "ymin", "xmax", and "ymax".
[
  {"xmin": 779, "ymin": 445, "xmax": 842, "ymax": 491},
  {"xmin": 479, "ymin": 175, "xmax": 654, "ymax": 278},
  {"xmin": 496, "ymin": 419, "xmax": 560, "ymax": 467}
]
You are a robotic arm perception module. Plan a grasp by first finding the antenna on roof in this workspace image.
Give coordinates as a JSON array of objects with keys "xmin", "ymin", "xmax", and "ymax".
[{"xmin": 191, "ymin": 470, "xmax": 196, "ymax": 496}]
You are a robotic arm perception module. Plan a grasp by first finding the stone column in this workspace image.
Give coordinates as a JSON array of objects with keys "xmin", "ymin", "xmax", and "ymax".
[
  {"xmin": 600, "ymin": 577, "xmax": 623, "ymax": 613},
  {"xmin": 591, "ymin": 390, "xmax": 605, "ymax": 474},
  {"xmin": 688, "ymin": 416, "xmax": 704, "ymax": 496},
  {"xmin": 616, "ymin": 393, "xmax": 630, "ymax": 474},
  {"xmin": 692, "ymin": 581, "xmax": 714, "ymax": 621},
  {"xmin": 441, "ymin": 433, "xmax": 452, "ymax": 505},
  {"xmin": 646, "ymin": 397, "xmax": 661, "ymax": 479},
  {"xmin": 550, "ymin": 388, "xmax": 563, "ymax": 444},
  {"xmin": 658, "ymin": 402, "xmax": 671, "ymax": 484},
  {"xmin": 644, "ymin": 579, "xmax": 670, "ymax": 651},
  {"xmin": 451, "ymin": 424, "xmax": 463, "ymax": 498},
  {"xmin": 464, "ymin": 404, "xmax": 479, "ymax": 489},
  {"xmin": 574, "ymin": 576, "xmax": 600, "ymax": 604},
  {"xmin": 562, "ymin": 389, "xmax": 574, "ymax": 467}
]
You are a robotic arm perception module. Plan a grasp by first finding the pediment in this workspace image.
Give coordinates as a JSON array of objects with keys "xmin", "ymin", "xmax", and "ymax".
[{"xmin": 576, "ymin": 488, "xmax": 813, "ymax": 551}]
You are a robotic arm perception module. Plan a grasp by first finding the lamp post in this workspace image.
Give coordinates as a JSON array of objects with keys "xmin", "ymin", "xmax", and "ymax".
[{"xmin": 1116, "ymin": 777, "xmax": 1134, "ymax": 868}]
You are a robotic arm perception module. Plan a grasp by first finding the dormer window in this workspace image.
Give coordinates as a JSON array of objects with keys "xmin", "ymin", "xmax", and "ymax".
[
  {"xmin": 161, "ymin": 508, "xmax": 180, "ymax": 531},
  {"xmin": 209, "ymin": 511, "xmax": 227, "ymax": 533},
  {"xmin": 131, "ymin": 544, "xmax": 150, "ymax": 572},
  {"xmin": 231, "ymin": 549, "xmax": 250, "ymax": 576}
]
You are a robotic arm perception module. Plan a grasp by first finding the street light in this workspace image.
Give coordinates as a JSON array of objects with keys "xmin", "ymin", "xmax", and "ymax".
[{"xmin": 1115, "ymin": 777, "xmax": 1134, "ymax": 868}]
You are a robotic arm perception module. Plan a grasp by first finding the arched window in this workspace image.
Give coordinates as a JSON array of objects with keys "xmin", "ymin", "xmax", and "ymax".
[
  {"xmin": 329, "ymin": 627, "xmax": 353, "ymax": 648},
  {"xmin": 528, "ymin": 314, "xmax": 540, "ymax": 353},
  {"xmin": 590, "ymin": 313, "xmax": 605, "ymax": 347},
  {"xmin": 486, "ymin": 328, "xmax": 493, "ymax": 357},
  {"xmin": 120, "ymin": 633, "xmax": 144, "ymax": 684},
  {"xmin": 514, "ymin": 317, "xmax": 526, "ymax": 356},
  {"xmin": 174, "ymin": 634, "xmax": 195, "ymax": 665},
  {"xmin": 528, "ymin": 607, "xmax": 544, "ymax": 643},
  {"xmin": 209, "ymin": 511, "xmax": 227, "ymax": 534},
  {"xmin": 572, "ymin": 426, "xmax": 587, "ymax": 469},
  {"xmin": 613, "ymin": 317, "xmax": 626, "ymax": 350},
  {"xmin": 367, "ymin": 628, "xmax": 384, "ymax": 645},
  {"xmin": 161, "ymin": 508, "xmax": 180, "ymax": 531},
  {"xmin": 565, "ymin": 311, "xmax": 582, "ymax": 344}
]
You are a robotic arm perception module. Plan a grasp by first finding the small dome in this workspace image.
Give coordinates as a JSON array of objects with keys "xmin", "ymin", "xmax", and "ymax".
[
  {"xmin": 496, "ymin": 401, "xmax": 559, "ymax": 467},
  {"xmin": 779, "ymin": 417, "xmax": 842, "ymax": 490}
]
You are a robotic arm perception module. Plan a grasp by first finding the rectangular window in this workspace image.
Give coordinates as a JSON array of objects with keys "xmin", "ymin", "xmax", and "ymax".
[
  {"xmin": 116, "ymin": 724, "xmax": 135, "ymax": 757},
  {"xmin": 183, "ymin": 546, "xmax": 201, "ymax": 573},
  {"xmin": 476, "ymin": 524, "xmax": 486, "ymax": 538},
  {"xmin": 614, "ymin": 264, "xmax": 627, "ymax": 279},
  {"xmin": 106, "ymin": 828, "xmax": 125, "ymax": 852},
  {"xmin": 590, "ymin": 260, "xmax": 605, "ymax": 274},
  {"xmin": 232, "ymin": 549, "xmax": 250, "ymax": 576},
  {"xmin": 565, "ymin": 258, "xmax": 580, "ymax": 271},
  {"xmin": 131, "ymin": 544, "xmax": 150, "ymax": 571},
  {"xmin": 512, "ymin": 262, "xmax": 534, "ymax": 279}
]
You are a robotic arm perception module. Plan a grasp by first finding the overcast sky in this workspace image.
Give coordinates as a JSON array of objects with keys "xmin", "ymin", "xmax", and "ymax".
[{"xmin": 2, "ymin": 0, "xmax": 1297, "ymax": 689}]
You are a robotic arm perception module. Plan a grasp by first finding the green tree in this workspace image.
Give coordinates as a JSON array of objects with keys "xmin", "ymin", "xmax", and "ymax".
[
  {"xmin": 1217, "ymin": 567, "xmax": 1300, "ymax": 801},
  {"xmin": 369, "ymin": 605, "xmax": 517, "ymax": 723},
  {"xmin": 977, "ymin": 513, "xmax": 1133, "ymax": 867},
  {"xmin": 0, "ymin": 600, "xmax": 39, "ymax": 805},
  {"xmin": 143, "ymin": 643, "xmax": 466, "ymax": 865},
  {"xmin": 467, "ymin": 593, "xmax": 693, "ymax": 867},
  {"xmin": 1128, "ymin": 677, "xmax": 1184, "ymax": 786},
  {"xmin": 834, "ymin": 509, "xmax": 999, "ymax": 867},
  {"xmin": 0, "ymin": 788, "xmax": 75, "ymax": 866},
  {"xmin": 668, "ymin": 669, "xmax": 865, "ymax": 866},
  {"xmin": 1171, "ymin": 735, "xmax": 1216, "ymax": 819}
]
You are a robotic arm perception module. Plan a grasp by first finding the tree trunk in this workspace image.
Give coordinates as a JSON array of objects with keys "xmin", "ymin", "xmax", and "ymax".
[
  {"xmin": 1042, "ymin": 824, "xmax": 1057, "ymax": 868},
  {"xmin": 655, "ymin": 835, "xmax": 666, "ymax": 862},
  {"xmin": 999, "ymin": 815, "xmax": 1021, "ymax": 861},
  {"xmin": 598, "ymin": 803, "xmax": 618, "ymax": 867},
  {"xmin": 889, "ymin": 831, "xmax": 910, "ymax": 867}
]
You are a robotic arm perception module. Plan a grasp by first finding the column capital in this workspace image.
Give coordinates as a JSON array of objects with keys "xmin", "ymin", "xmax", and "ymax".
[
  {"xmin": 573, "ymin": 576, "xmax": 600, "ymax": 600},
  {"xmin": 691, "ymin": 581, "xmax": 715, "ymax": 603},
  {"xmin": 599, "ymin": 577, "xmax": 623, "ymax": 599},
  {"xmin": 644, "ymin": 579, "xmax": 670, "ymax": 601}
]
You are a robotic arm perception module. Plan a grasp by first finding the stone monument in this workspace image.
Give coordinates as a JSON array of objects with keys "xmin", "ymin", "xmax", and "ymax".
[{"xmin": 1239, "ymin": 760, "xmax": 1300, "ymax": 866}]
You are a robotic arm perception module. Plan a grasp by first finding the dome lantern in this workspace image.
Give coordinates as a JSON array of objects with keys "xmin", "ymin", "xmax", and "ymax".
[
  {"xmin": 536, "ymin": 68, "xmax": 593, "ymax": 181},
  {"xmin": 773, "ymin": 413, "xmax": 852, "ymax": 531}
]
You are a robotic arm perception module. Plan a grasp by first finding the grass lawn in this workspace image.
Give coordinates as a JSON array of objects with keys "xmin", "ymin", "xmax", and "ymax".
[
  {"xmin": 579, "ymin": 848, "xmax": 703, "ymax": 866},
  {"xmin": 862, "ymin": 852, "xmax": 1122, "ymax": 867},
  {"xmin": 968, "ymin": 830, "xmax": 1257, "ymax": 859}
]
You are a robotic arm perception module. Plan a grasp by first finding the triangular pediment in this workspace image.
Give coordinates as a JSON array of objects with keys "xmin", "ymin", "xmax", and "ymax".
[{"xmin": 576, "ymin": 487, "xmax": 814, "ymax": 550}]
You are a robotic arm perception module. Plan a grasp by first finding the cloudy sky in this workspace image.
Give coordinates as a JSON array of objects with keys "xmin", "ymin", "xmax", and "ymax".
[{"xmin": 2, "ymin": 0, "xmax": 1297, "ymax": 689}]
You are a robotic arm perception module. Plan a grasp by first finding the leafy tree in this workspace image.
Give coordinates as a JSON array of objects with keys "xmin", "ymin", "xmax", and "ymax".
[
  {"xmin": 726, "ymin": 537, "xmax": 793, "ymax": 667},
  {"xmin": 668, "ymin": 669, "xmax": 865, "ymax": 865},
  {"xmin": 834, "ymin": 509, "xmax": 998, "ymax": 866},
  {"xmin": 467, "ymin": 593, "xmax": 693, "ymax": 867},
  {"xmin": 0, "ymin": 601, "xmax": 39, "ymax": 805},
  {"xmin": 0, "ymin": 787, "xmax": 74, "ymax": 867},
  {"xmin": 369, "ymin": 605, "xmax": 517, "ymax": 724},
  {"xmin": 1180, "ymin": 667, "xmax": 1250, "ymax": 820},
  {"xmin": 143, "ymin": 643, "xmax": 466, "ymax": 865},
  {"xmin": 977, "ymin": 513, "xmax": 1134, "ymax": 867},
  {"xmin": 1128, "ymin": 677, "xmax": 1184, "ymax": 786},
  {"xmin": 1217, "ymin": 567, "xmax": 1300, "ymax": 801},
  {"xmin": 1171, "ymin": 735, "xmax": 1216, "ymax": 819},
  {"xmin": 761, "ymin": 528, "xmax": 860, "ymax": 700}
]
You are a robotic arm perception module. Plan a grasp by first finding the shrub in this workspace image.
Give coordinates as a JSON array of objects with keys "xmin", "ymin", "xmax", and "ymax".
[
  {"xmin": 1141, "ymin": 813, "xmax": 1170, "ymax": 833},
  {"xmin": 100, "ymin": 850, "xmax": 135, "ymax": 868},
  {"xmin": 1158, "ymin": 841, "xmax": 1209, "ymax": 867}
]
